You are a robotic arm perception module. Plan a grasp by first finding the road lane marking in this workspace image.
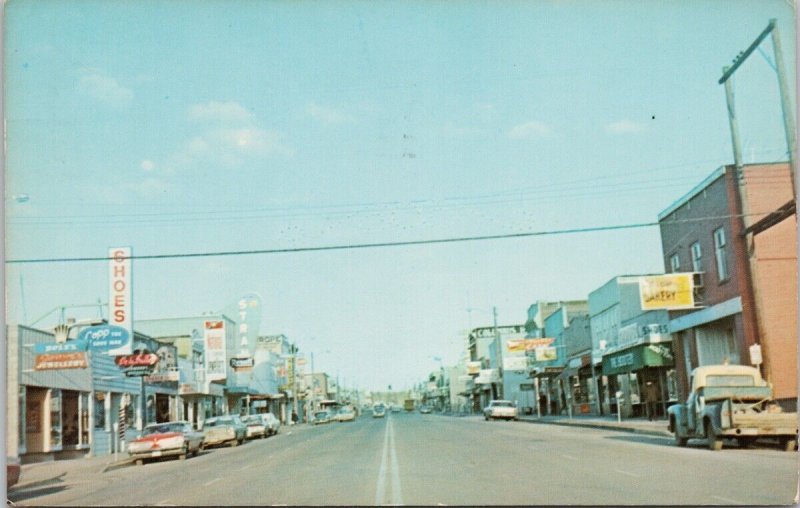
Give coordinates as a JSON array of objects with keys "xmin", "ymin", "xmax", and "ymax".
[
  {"xmin": 614, "ymin": 469, "xmax": 641, "ymax": 478},
  {"xmin": 375, "ymin": 418, "xmax": 391, "ymax": 505},
  {"xmin": 388, "ymin": 418, "xmax": 404, "ymax": 505},
  {"xmin": 712, "ymin": 495, "xmax": 741, "ymax": 504},
  {"xmin": 203, "ymin": 478, "xmax": 222, "ymax": 487}
]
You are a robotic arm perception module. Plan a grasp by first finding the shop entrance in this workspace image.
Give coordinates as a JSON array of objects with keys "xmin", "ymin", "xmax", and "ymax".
[{"xmin": 155, "ymin": 394, "xmax": 171, "ymax": 423}]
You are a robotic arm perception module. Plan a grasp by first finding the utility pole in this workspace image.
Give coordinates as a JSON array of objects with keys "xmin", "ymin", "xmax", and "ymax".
[{"xmin": 770, "ymin": 21, "xmax": 797, "ymax": 201}]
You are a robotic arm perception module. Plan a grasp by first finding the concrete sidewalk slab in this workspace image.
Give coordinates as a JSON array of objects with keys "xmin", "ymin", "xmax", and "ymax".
[{"xmin": 518, "ymin": 415, "xmax": 673, "ymax": 438}]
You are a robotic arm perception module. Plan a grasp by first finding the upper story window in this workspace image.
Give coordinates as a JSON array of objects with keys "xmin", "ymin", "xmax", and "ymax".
[
  {"xmin": 670, "ymin": 253, "xmax": 680, "ymax": 273},
  {"xmin": 691, "ymin": 241, "xmax": 703, "ymax": 273},
  {"xmin": 714, "ymin": 227, "xmax": 729, "ymax": 281}
]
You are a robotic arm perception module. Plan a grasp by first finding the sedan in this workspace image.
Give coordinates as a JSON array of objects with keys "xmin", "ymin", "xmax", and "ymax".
[
  {"xmin": 335, "ymin": 407, "xmax": 356, "ymax": 422},
  {"xmin": 259, "ymin": 413, "xmax": 281, "ymax": 436},
  {"xmin": 418, "ymin": 405, "xmax": 432, "ymax": 414},
  {"xmin": 241, "ymin": 415, "xmax": 267, "ymax": 439},
  {"xmin": 483, "ymin": 400, "xmax": 519, "ymax": 421},
  {"xmin": 203, "ymin": 415, "xmax": 247, "ymax": 447},
  {"xmin": 128, "ymin": 421, "xmax": 204, "ymax": 466},
  {"xmin": 313, "ymin": 410, "xmax": 332, "ymax": 425}
]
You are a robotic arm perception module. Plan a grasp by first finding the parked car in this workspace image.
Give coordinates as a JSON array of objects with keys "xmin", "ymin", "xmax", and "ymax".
[
  {"xmin": 313, "ymin": 410, "xmax": 332, "ymax": 425},
  {"xmin": 483, "ymin": 400, "xmax": 519, "ymax": 421},
  {"xmin": 373, "ymin": 404, "xmax": 386, "ymax": 418},
  {"xmin": 7, "ymin": 457, "xmax": 20, "ymax": 489},
  {"xmin": 668, "ymin": 364, "xmax": 798, "ymax": 451},
  {"xmin": 259, "ymin": 413, "xmax": 281, "ymax": 435},
  {"xmin": 419, "ymin": 405, "xmax": 432, "ymax": 414},
  {"xmin": 241, "ymin": 415, "xmax": 267, "ymax": 439},
  {"xmin": 128, "ymin": 421, "xmax": 204, "ymax": 465},
  {"xmin": 335, "ymin": 407, "xmax": 356, "ymax": 422},
  {"xmin": 202, "ymin": 415, "xmax": 247, "ymax": 447}
]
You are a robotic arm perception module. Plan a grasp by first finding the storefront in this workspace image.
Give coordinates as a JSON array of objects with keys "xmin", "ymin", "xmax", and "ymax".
[
  {"xmin": 558, "ymin": 355, "xmax": 598, "ymax": 416},
  {"xmin": 601, "ymin": 342, "xmax": 677, "ymax": 418}
]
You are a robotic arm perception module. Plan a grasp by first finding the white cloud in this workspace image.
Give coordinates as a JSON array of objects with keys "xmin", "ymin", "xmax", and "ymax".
[
  {"xmin": 306, "ymin": 102, "xmax": 355, "ymax": 125},
  {"xmin": 605, "ymin": 120, "xmax": 645, "ymax": 135},
  {"xmin": 508, "ymin": 121, "xmax": 552, "ymax": 140},
  {"xmin": 140, "ymin": 160, "xmax": 155, "ymax": 171},
  {"xmin": 77, "ymin": 70, "xmax": 133, "ymax": 106},
  {"xmin": 189, "ymin": 101, "xmax": 255, "ymax": 124},
  {"xmin": 173, "ymin": 127, "xmax": 292, "ymax": 169}
]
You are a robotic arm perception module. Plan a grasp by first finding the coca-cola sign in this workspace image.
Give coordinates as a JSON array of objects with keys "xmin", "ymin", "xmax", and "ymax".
[{"xmin": 115, "ymin": 353, "xmax": 159, "ymax": 368}]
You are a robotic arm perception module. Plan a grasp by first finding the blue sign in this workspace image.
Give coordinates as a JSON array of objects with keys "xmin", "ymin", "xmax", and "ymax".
[
  {"xmin": 78, "ymin": 325, "xmax": 131, "ymax": 352},
  {"xmin": 34, "ymin": 340, "xmax": 88, "ymax": 354}
]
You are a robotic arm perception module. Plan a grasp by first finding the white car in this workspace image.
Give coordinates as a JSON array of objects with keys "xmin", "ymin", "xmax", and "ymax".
[
  {"xmin": 334, "ymin": 407, "xmax": 356, "ymax": 422},
  {"xmin": 241, "ymin": 415, "xmax": 267, "ymax": 439},
  {"xmin": 483, "ymin": 400, "xmax": 519, "ymax": 421},
  {"xmin": 259, "ymin": 413, "xmax": 281, "ymax": 435}
]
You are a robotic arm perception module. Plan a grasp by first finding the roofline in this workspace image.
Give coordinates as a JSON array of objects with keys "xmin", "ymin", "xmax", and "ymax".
[{"xmin": 657, "ymin": 165, "xmax": 727, "ymax": 221}]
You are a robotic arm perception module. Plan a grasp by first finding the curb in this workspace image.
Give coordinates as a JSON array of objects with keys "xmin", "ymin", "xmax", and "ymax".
[
  {"xmin": 10, "ymin": 472, "xmax": 66, "ymax": 492},
  {"xmin": 518, "ymin": 417, "xmax": 672, "ymax": 438},
  {"xmin": 100, "ymin": 459, "xmax": 134, "ymax": 473}
]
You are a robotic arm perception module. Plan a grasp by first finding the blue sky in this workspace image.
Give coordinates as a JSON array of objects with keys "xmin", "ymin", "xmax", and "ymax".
[{"xmin": 4, "ymin": 0, "xmax": 795, "ymax": 391}]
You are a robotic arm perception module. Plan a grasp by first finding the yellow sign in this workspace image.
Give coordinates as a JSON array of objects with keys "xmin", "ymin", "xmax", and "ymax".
[
  {"xmin": 639, "ymin": 274, "xmax": 695, "ymax": 310},
  {"xmin": 506, "ymin": 338, "xmax": 554, "ymax": 352}
]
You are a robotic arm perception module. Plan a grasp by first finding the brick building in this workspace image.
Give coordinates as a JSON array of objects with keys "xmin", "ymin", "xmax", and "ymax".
[{"xmin": 657, "ymin": 162, "xmax": 796, "ymax": 410}]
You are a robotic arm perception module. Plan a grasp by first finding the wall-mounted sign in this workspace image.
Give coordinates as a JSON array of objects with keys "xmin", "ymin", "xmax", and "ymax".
[
  {"xmin": 144, "ymin": 371, "xmax": 180, "ymax": 383},
  {"xmin": 116, "ymin": 352, "xmax": 158, "ymax": 377},
  {"xmin": 230, "ymin": 357, "xmax": 254, "ymax": 371},
  {"xmin": 534, "ymin": 347, "xmax": 558, "ymax": 362},
  {"xmin": 507, "ymin": 338, "xmax": 555, "ymax": 353},
  {"xmin": 466, "ymin": 361, "xmax": 482, "ymax": 375},
  {"xmin": 108, "ymin": 247, "xmax": 133, "ymax": 355},
  {"xmin": 35, "ymin": 340, "xmax": 88, "ymax": 355},
  {"xmin": 204, "ymin": 320, "xmax": 227, "ymax": 381},
  {"xmin": 34, "ymin": 352, "xmax": 88, "ymax": 370},
  {"xmin": 475, "ymin": 369, "xmax": 500, "ymax": 384},
  {"xmin": 78, "ymin": 325, "xmax": 131, "ymax": 352},
  {"xmin": 639, "ymin": 274, "xmax": 696, "ymax": 310},
  {"xmin": 503, "ymin": 356, "xmax": 529, "ymax": 371},
  {"xmin": 749, "ymin": 344, "xmax": 763, "ymax": 366}
]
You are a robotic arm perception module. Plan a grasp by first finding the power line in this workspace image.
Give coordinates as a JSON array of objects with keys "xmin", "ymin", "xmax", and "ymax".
[{"xmin": 5, "ymin": 213, "xmax": 763, "ymax": 265}]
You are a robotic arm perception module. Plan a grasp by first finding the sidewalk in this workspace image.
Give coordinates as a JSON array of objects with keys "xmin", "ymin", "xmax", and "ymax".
[
  {"xmin": 12, "ymin": 453, "xmax": 133, "ymax": 493},
  {"xmin": 517, "ymin": 414, "xmax": 673, "ymax": 438}
]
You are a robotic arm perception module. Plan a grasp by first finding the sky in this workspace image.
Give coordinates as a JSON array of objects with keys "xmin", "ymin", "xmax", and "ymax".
[{"xmin": 3, "ymin": 0, "xmax": 796, "ymax": 392}]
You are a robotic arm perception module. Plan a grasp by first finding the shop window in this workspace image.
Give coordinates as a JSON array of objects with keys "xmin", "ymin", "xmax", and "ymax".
[
  {"xmin": 666, "ymin": 369, "xmax": 678, "ymax": 401},
  {"xmin": 94, "ymin": 392, "xmax": 106, "ymax": 429},
  {"xmin": 628, "ymin": 373, "xmax": 640, "ymax": 405},
  {"xmin": 19, "ymin": 387, "xmax": 26, "ymax": 451},
  {"xmin": 80, "ymin": 393, "xmax": 90, "ymax": 445},
  {"xmin": 714, "ymin": 228, "xmax": 729, "ymax": 281},
  {"xmin": 670, "ymin": 253, "xmax": 680, "ymax": 273},
  {"xmin": 49, "ymin": 389, "xmax": 62, "ymax": 450}
]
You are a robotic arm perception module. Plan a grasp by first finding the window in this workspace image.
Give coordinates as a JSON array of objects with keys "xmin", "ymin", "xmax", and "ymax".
[
  {"xmin": 670, "ymin": 253, "xmax": 680, "ymax": 273},
  {"xmin": 691, "ymin": 242, "xmax": 702, "ymax": 273},
  {"xmin": 714, "ymin": 228, "xmax": 729, "ymax": 281}
]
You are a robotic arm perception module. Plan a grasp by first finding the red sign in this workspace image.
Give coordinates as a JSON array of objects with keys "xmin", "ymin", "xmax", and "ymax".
[
  {"xmin": 35, "ymin": 352, "xmax": 88, "ymax": 370},
  {"xmin": 115, "ymin": 353, "xmax": 159, "ymax": 368}
]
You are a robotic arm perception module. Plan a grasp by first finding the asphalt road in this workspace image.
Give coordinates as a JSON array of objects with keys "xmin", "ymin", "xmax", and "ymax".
[{"xmin": 9, "ymin": 412, "xmax": 798, "ymax": 506}]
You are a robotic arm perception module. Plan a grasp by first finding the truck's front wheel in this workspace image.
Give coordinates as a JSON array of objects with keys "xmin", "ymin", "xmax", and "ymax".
[
  {"xmin": 705, "ymin": 421, "xmax": 723, "ymax": 451},
  {"xmin": 781, "ymin": 437, "xmax": 797, "ymax": 452},
  {"xmin": 674, "ymin": 433, "xmax": 688, "ymax": 447}
]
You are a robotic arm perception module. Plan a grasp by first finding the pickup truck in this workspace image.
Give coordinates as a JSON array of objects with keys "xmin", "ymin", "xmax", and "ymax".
[{"xmin": 668, "ymin": 365, "xmax": 798, "ymax": 451}]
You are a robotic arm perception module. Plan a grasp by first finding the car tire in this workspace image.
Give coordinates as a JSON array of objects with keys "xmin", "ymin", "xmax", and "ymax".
[
  {"xmin": 674, "ymin": 433, "xmax": 688, "ymax": 447},
  {"xmin": 705, "ymin": 421, "xmax": 723, "ymax": 451},
  {"xmin": 781, "ymin": 438, "xmax": 797, "ymax": 452},
  {"xmin": 231, "ymin": 439, "xmax": 239, "ymax": 447},
  {"xmin": 736, "ymin": 437, "xmax": 755, "ymax": 448},
  {"xmin": 135, "ymin": 459, "xmax": 144, "ymax": 466}
]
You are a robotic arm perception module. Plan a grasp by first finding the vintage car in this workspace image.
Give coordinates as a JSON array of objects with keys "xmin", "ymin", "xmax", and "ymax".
[
  {"xmin": 668, "ymin": 365, "xmax": 798, "ymax": 451},
  {"xmin": 483, "ymin": 400, "xmax": 519, "ymax": 421},
  {"xmin": 241, "ymin": 415, "xmax": 267, "ymax": 439},
  {"xmin": 202, "ymin": 415, "xmax": 247, "ymax": 447},
  {"xmin": 418, "ymin": 405, "xmax": 432, "ymax": 414},
  {"xmin": 313, "ymin": 410, "xmax": 332, "ymax": 425},
  {"xmin": 128, "ymin": 421, "xmax": 204, "ymax": 465},
  {"xmin": 372, "ymin": 404, "xmax": 386, "ymax": 418},
  {"xmin": 334, "ymin": 407, "xmax": 356, "ymax": 422}
]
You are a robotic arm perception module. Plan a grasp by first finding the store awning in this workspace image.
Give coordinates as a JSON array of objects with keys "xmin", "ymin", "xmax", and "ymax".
[
  {"xmin": 529, "ymin": 367, "xmax": 564, "ymax": 378},
  {"xmin": 602, "ymin": 342, "xmax": 674, "ymax": 376}
]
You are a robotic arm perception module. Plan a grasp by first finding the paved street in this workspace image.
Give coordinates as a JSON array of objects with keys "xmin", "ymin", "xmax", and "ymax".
[{"xmin": 9, "ymin": 413, "xmax": 798, "ymax": 506}]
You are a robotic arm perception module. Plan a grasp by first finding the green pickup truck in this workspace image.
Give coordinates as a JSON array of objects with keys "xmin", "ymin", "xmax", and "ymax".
[{"xmin": 668, "ymin": 365, "xmax": 798, "ymax": 451}]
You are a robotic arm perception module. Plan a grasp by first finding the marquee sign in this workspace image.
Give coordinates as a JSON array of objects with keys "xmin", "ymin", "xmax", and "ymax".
[
  {"xmin": 78, "ymin": 325, "xmax": 131, "ymax": 352},
  {"xmin": 116, "ymin": 352, "xmax": 159, "ymax": 377},
  {"xmin": 35, "ymin": 352, "xmax": 88, "ymax": 370},
  {"xmin": 108, "ymin": 247, "xmax": 133, "ymax": 355}
]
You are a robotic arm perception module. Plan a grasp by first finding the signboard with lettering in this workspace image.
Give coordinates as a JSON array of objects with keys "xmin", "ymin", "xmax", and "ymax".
[
  {"xmin": 466, "ymin": 361, "xmax": 482, "ymax": 375},
  {"xmin": 230, "ymin": 357, "xmax": 254, "ymax": 372},
  {"xmin": 506, "ymin": 338, "xmax": 555, "ymax": 353},
  {"xmin": 35, "ymin": 340, "xmax": 88, "ymax": 355},
  {"xmin": 503, "ymin": 356, "xmax": 529, "ymax": 371},
  {"xmin": 34, "ymin": 352, "xmax": 88, "ymax": 370},
  {"xmin": 78, "ymin": 325, "xmax": 131, "ymax": 353},
  {"xmin": 639, "ymin": 274, "xmax": 695, "ymax": 310},
  {"xmin": 108, "ymin": 247, "xmax": 133, "ymax": 355},
  {"xmin": 534, "ymin": 347, "xmax": 558, "ymax": 362},
  {"xmin": 116, "ymin": 352, "xmax": 159, "ymax": 377},
  {"xmin": 204, "ymin": 320, "xmax": 227, "ymax": 381}
]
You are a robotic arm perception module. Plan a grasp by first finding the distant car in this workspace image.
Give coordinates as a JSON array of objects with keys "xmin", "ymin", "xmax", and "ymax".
[
  {"xmin": 373, "ymin": 404, "xmax": 386, "ymax": 418},
  {"xmin": 203, "ymin": 415, "xmax": 247, "ymax": 447},
  {"xmin": 259, "ymin": 413, "xmax": 281, "ymax": 435},
  {"xmin": 419, "ymin": 405, "xmax": 432, "ymax": 414},
  {"xmin": 313, "ymin": 410, "xmax": 332, "ymax": 425},
  {"xmin": 7, "ymin": 457, "xmax": 20, "ymax": 489},
  {"xmin": 241, "ymin": 415, "xmax": 267, "ymax": 439},
  {"xmin": 128, "ymin": 421, "xmax": 204, "ymax": 465},
  {"xmin": 335, "ymin": 407, "xmax": 356, "ymax": 422},
  {"xmin": 483, "ymin": 400, "xmax": 519, "ymax": 421}
]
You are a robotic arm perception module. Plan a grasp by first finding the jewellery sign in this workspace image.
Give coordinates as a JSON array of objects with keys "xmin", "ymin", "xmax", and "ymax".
[
  {"xmin": 204, "ymin": 320, "xmax": 227, "ymax": 381},
  {"xmin": 34, "ymin": 340, "xmax": 89, "ymax": 370},
  {"xmin": 108, "ymin": 247, "xmax": 133, "ymax": 355}
]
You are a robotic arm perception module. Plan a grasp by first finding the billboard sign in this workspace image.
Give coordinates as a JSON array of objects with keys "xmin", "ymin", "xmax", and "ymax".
[
  {"xmin": 639, "ymin": 274, "xmax": 695, "ymax": 310},
  {"xmin": 230, "ymin": 357, "xmax": 254, "ymax": 372},
  {"xmin": 466, "ymin": 361, "xmax": 482, "ymax": 375},
  {"xmin": 507, "ymin": 338, "xmax": 555, "ymax": 353},
  {"xmin": 78, "ymin": 325, "xmax": 131, "ymax": 352},
  {"xmin": 34, "ymin": 352, "xmax": 88, "ymax": 370},
  {"xmin": 475, "ymin": 369, "xmax": 500, "ymax": 384},
  {"xmin": 534, "ymin": 347, "xmax": 558, "ymax": 362},
  {"xmin": 204, "ymin": 320, "xmax": 227, "ymax": 381},
  {"xmin": 108, "ymin": 247, "xmax": 133, "ymax": 355},
  {"xmin": 503, "ymin": 356, "xmax": 528, "ymax": 371}
]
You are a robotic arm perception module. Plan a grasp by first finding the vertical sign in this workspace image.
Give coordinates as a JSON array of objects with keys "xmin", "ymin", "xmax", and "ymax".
[
  {"xmin": 108, "ymin": 247, "xmax": 133, "ymax": 355},
  {"xmin": 204, "ymin": 320, "xmax": 227, "ymax": 381}
]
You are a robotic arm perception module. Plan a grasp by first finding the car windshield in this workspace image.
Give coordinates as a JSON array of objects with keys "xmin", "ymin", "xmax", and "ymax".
[
  {"xmin": 315, "ymin": 412, "xmax": 328, "ymax": 418},
  {"xmin": 205, "ymin": 418, "xmax": 231, "ymax": 427},
  {"xmin": 706, "ymin": 375, "xmax": 756, "ymax": 387},
  {"xmin": 142, "ymin": 423, "xmax": 185, "ymax": 436},
  {"xmin": 492, "ymin": 402, "xmax": 513, "ymax": 407}
]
